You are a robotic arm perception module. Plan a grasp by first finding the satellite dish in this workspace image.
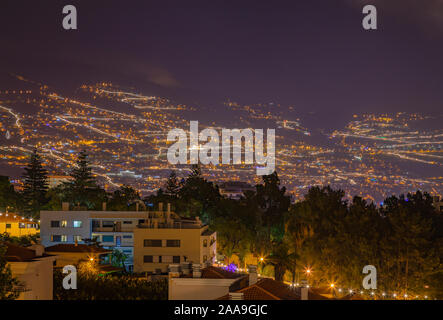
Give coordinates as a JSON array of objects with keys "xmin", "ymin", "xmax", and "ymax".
[{"xmin": 5, "ymin": 130, "xmax": 11, "ymax": 139}]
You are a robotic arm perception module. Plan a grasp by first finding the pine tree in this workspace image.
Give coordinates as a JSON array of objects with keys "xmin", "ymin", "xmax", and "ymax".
[
  {"xmin": 164, "ymin": 171, "xmax": 180, "ymax": 197},
  {"xmin": 63, "ymin": 150, "xmax": 98, "ymax": 208},
  {"xmin": 22, "ymin": 149, "xmax": 48, "ymax": 218}
]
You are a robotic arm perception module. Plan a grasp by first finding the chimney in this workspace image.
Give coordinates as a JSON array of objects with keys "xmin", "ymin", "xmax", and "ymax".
[
  {"xmin": 102, "ymin": 202, "xmax": 107, "ymax": 211},
  {"xmin": 229, "ymin": 293, "xmax": 244, "ymax": 300},
  {"xmin": 301, "ymin": 280, "xmax": 309, "ymax": 300},
  {"xmin": 247, "ymin": 265, "xmax": 258, "ymax": 286},
  {"xmin": 192, "ymin": 263, "xmax": 202, "ymax": 278},
  {"xmin": 29, "ymin": 244, "xmax": 44, "ymax": 257},
  {"xmin": 167, "ymin": 203, "xmax": 171, "ymax": 213},
  {"xmin": 62, "ymin": 202, "xmax": 69, "ymax": 211},
  {"xmin": 158, "ymin": 202, "xmax": 163, "ymax": 212},
  {"xmin": 169, "ymin": 264, "xmax": 181, "ymax": 278}
]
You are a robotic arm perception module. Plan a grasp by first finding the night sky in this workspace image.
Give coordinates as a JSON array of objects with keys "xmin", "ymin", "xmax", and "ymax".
[{"xmin": 1, "ymin": 0, "xmax": 442, "ymax": 119}]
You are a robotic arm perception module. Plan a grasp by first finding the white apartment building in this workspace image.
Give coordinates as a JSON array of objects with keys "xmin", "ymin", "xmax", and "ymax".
[
  {"xmin": 40, "ymin": 208, "xmax": 148, "ymax": 268},
  {"xmin": 40, "ymin": 203, "xmax": 217, "ymax": 271}
]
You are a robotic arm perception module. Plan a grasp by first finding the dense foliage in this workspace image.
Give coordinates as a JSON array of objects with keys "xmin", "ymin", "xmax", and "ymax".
[
  {"xmin": 148, "ymin": 169, "xmax": 442, "ymax": 299},
  {"xmin": 53, "ymin": 268, "xmax": 168, "ymax": 300},
  {"xmin": 0, "ymin": 244, "xmax": 22, "ymax": 300},
  {"xmin": 1, "ymin": 150, "xmax": 441, "ymax": 299}
]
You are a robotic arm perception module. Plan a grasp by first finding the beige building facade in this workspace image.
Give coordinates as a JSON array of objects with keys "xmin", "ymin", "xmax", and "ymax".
[
  {"xmin": 5, "ymin": 243, "xmax": 56, "ymax": 300},
  {"xmin": 133, "ymin": 210, "xmax": 216, "ymax": 273}
]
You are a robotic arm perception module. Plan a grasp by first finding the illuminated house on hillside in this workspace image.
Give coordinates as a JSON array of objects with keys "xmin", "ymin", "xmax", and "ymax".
[
  {"xmin": 432, "ymin": 196, "xmax": 443, "ymax": 213},
  {"xmin": 219, "ymin": 181, "xmax": 255, "ymax": 200},
  {"xmin": 0, "ymin": 213, "xmax": 39, "ymax": 237}
]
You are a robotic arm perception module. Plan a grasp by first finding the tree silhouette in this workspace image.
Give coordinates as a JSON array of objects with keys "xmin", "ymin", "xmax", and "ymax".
[{"xmin": 22, "ymin": 149, "xmax": 48, "ymax": 218}]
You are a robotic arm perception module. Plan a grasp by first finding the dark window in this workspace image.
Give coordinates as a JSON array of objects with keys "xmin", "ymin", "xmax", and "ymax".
[
  {"xmin": 5, "ymin": 223, "xmax": 11, "ymax": 229},
  {"xmin": 166, "ymin": 240, "xmax": 180, "ymax": 247},
  {"xmin": 144, "ymin": 255, "xmax": 153, "ymax": 263},
  {"xmin": 123, "ymin": 221, "xmax": 132, "ymax": 224},
  {"xmin": 144, "ymin": 239, "xmax": 162, "ymax": 247},
  {"xmin": 102, "ymin": 221, "xmax": 114, "ymax": 228},
  {"xmin": 158, "ymin": 256, "xmax": 162, "ymax": 263},
  {"xmin": 51, "ymin": 221, "xmax": 60, "ymax": 228},
  {"xmin": 123, "ymin": 235, "xmax": 132, "ymax": 239},
  {"xmin": 173, "ymin": 256, "xmax": 180, "ymax": 263},
  {"xmin": 51, "ymin": 235, "xmax": 61, "ymax": 242}
]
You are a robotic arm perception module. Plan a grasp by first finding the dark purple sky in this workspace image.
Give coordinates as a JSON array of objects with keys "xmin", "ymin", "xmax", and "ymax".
[{"xmin": 1, "ymin": 0, "xmax": 442, "ymax": 117}]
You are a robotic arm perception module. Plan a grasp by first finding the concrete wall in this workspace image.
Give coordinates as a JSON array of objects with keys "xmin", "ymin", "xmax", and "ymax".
[
  {"xmin": 9, "ymin": 256, "xmax": 55, "ymax": 300},
  {"xmin": 169, "ymin": 278, "xmax": 236, "ymax": 300}
]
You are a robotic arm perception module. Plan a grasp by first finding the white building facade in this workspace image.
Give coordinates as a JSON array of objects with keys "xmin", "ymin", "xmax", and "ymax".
[{"xmin": 40, "ymin": 210, "xmax": 149, "ymax": 268}]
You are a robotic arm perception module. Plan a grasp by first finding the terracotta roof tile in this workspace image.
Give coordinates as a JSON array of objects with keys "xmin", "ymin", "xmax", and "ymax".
[
  {"xmin": 201, "ymin": 266, "xmax": 243, "ymax": 279},
  {"xmin": 4, "ymin": 242, "xmax": 36, "ymax": 262},
  {"xmin": 218, "ymin": 278, "xmax": 331, "ymax": 300},
  {"xmin": 45, "ymin": 244, "xmax": 111, "ymax": 253}
]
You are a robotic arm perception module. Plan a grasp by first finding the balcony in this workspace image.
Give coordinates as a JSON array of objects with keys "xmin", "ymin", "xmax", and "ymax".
[{"xmin": 92, "ymin": 226, "xmax": 133, "ymax": 232}]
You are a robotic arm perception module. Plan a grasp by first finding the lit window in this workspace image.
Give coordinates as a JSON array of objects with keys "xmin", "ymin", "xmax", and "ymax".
[
  {"xmin": 61, "ymin": 235, "xmax": 68, "ymax": 242},
  {"xmin": 203, "ymin": 239, "xmax": 208, "ymax": 247},
  {"xmin": 73, "ymin": 221, "xmax": 82, "ymax": 228},
  {"xmin": 73, "ymin": 235, "xmax": 82, "ymax": 242},
  {"xmin": 61, "ymin": 220, "xmax": 67, "ymax": 228},
  {"xmin": 102, "ymin": 235, "xmax": 114, "ymax": 243}
]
